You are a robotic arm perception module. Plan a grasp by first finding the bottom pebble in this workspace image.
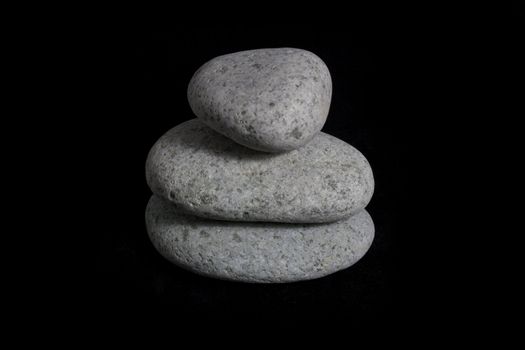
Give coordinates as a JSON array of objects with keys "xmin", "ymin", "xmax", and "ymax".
[{"xmin": 145, "ymin": 195, "xmax": 374, "ymax": 283}]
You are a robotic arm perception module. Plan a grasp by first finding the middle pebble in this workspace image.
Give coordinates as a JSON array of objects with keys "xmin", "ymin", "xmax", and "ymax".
[
  {"xmin": 146, "ymin": 119, "xmax": 374, "ymax": 224},
  {"xmin": 187, "ymin": 48, "xmax": 332, "ymax": 153}
]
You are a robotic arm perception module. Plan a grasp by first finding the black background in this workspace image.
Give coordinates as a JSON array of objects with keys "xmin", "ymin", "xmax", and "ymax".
[
  {"xmin": 8, "ymin": 3, "xmax": 522, "ymax": 341},
  {"xmin": 81, "ymin": 19, "xmax": 461, "ymax": 333}
]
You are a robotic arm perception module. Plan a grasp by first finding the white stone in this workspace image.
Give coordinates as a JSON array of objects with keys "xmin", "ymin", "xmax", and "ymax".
[
  {"xmin": 145, "ymin": 119, "xmax": 374, "ymax": 223},
  {"xmin": 146, "ymin": 195, "xmax": 375, "ymax": 283},
  {"xmin": 187, "ymin": 48, "xmax": 332, "ymax": 152}
]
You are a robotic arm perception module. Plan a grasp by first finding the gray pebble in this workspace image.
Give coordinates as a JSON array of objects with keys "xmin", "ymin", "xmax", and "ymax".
[
  {"xmin": 187, "ymin": 48, "xmax": 332, "ymax": 152},
  {"xmin": 146, "ymin": 195, "xmax": 374, "ymax": 283},
  {"xmin": 146, "ymin": 119, "xmax": 374, "ymax": 223}
]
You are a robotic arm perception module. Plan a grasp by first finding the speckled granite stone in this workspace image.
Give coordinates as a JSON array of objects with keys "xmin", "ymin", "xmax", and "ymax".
[
  {"xmin": 187, "ymin": 48, "xmax": 332, "ymax": 153},
  {"xmin": 146, "ymin": 119, "xmax": 374, "ymax": 223},
  {"xmin": 146, "ymin": 195, "xmax": 374, "ymax": 283}
]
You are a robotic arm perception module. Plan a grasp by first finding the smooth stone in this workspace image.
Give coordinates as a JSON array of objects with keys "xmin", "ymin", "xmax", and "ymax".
[
  {"xmin": 146, "ymin": 195, "xmax": 374, "ymax": 283},
  {"xmin": 187, "ymin": 48, "xmax": 332, "ymax": 153},
  {"xmin": 146, "ymin": 119, "xmax": 374, "ymax": 223}
]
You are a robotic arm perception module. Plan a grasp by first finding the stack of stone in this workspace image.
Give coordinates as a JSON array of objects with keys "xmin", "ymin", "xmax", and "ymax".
[{"xmin": 145, "ymin": 48, "xmax": 375, "ymax": 283}]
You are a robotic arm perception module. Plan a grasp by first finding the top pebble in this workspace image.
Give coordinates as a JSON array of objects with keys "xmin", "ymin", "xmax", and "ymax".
[{"xmin": 187, "ymin": 48, "xmax": 332, "ymax": 153}]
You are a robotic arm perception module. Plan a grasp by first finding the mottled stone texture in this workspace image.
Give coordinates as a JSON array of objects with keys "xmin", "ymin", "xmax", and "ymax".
[
  {"xmin": 187, "ymin": 48, "xmax": 332, "ymax": 153},
  {"xmin": 145, "ymin": 48, "xmax": 375, "ymax": 283},
  {"xmin": 146, "ymin": 195, "xmax": 374, "ymax": 283},
  {"xmin": 146, "ymin": 119, "xmax": 374, "ymax": 223}
]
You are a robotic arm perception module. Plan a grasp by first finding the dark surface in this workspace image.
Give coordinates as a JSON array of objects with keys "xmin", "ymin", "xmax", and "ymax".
[
  {"xmin": 84, "ymin": 24, "xmax": 430, "ymax": 331},
  {"xmin": 17, "ymin": 4, "xmax": 521, "ymax": 340}
]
